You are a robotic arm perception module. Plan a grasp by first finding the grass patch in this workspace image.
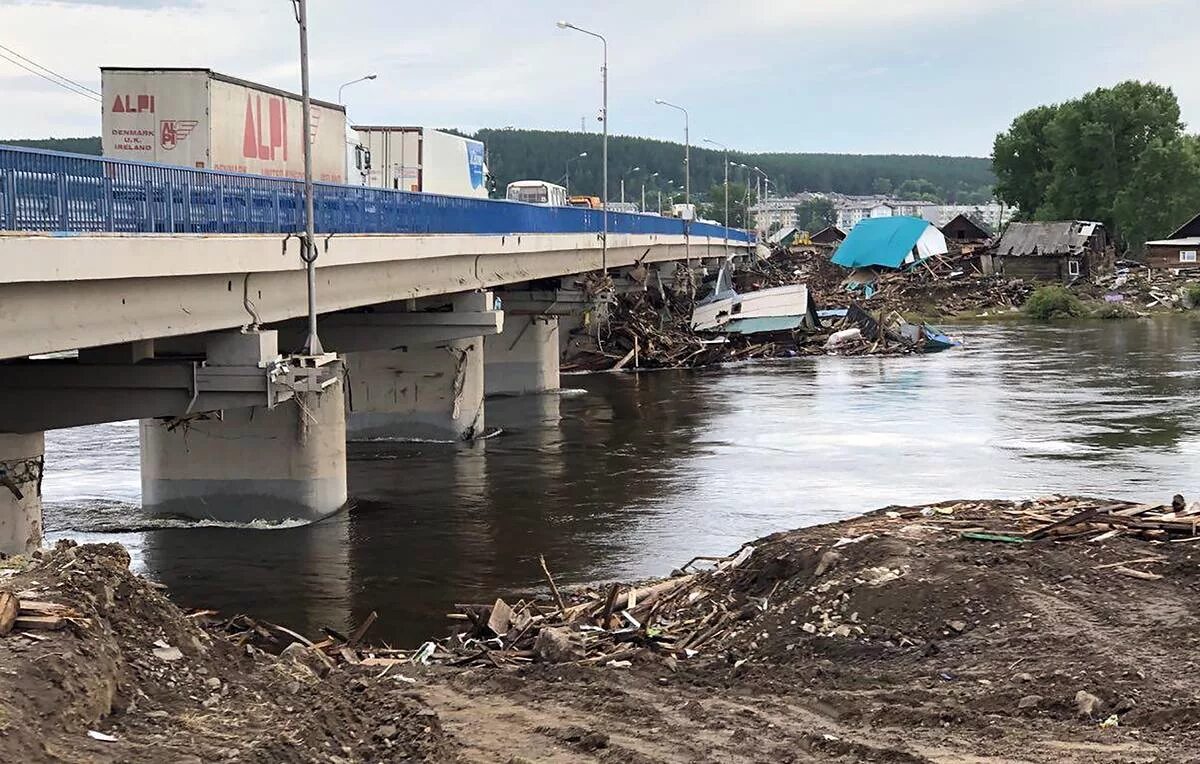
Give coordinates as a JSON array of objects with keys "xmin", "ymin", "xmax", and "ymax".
[
  {"xmin": 1023, "ymin": 286, "xmax": 1087, "ymax": 320},
  {"xmin": 1184, "ymin": 283, "xmax": 1200, "ymax": 308}
]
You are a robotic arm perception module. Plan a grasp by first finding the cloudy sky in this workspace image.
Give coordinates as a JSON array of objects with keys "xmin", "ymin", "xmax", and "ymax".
[{"xmin": 1, "ymin": 0, "xmax": 1198, "ymax": 157}]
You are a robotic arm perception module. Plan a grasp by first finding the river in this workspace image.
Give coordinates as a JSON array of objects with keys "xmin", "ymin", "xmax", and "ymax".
[{"xmin": 43, "ymin": 317, "xmax": 1200, "ymax": 645}]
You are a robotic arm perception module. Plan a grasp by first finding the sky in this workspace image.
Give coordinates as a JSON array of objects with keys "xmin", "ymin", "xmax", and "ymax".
[{"xmin": 1, "ymin": 0, "xmax": 1198, "ymax": 157}]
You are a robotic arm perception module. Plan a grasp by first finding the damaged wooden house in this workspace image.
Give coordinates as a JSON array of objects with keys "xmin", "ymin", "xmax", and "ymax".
[{"xmin": 993, "ymin": 221, "xmax": 1112, "ymax": 282}]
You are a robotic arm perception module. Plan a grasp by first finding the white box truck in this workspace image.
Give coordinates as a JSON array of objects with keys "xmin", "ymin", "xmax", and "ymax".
[
  {"xmin": 351, "ymin": 126, "xmax": 488, "ymax": 198},
  {"xmin": 101, "ymin": 67, "xmax": 348, "ymax": 183}
]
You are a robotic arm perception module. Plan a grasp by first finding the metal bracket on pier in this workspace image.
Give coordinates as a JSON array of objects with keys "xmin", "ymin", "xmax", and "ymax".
[{"xmin": 267, "ymin": 352, "xmax": 341, "ymax": 408}]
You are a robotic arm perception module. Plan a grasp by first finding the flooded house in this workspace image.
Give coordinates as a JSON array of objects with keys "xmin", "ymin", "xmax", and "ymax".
[
  {"xmin": 993, "ymin": 221, "xmax": 1111, "ymax": 282},
  {"xmin": 1144, "ymin": 210, "xmax": 1200, "ymax": 271},
  {"xmin": 809, "ymin": 225, "xmax": 847, "ymax": 246}
]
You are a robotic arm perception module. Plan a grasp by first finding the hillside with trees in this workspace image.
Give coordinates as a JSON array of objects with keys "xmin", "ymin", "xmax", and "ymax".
[
  {"xmin": 4, "ymin": 131, "xmax": 994, "ymax": 205},
  {"xmin": 992, "ymin": 80, "xmax": 1200, "ymax": 253}
]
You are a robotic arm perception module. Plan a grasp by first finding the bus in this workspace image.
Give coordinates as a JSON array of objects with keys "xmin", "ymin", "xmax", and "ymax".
[{"xmin": 506, "ymin": 180, "xmax": 567, "ymax": 206}]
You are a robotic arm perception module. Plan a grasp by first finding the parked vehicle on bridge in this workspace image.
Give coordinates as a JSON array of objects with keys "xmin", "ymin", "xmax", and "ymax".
[
  {"xmin": 506, "ymin": 181, "xmax": 567, "ymax": 206},
  {"xmin": 568, "ymin": 195, "xmax": 602, "ymax": 209},
  {"xmin": 606, "ymin": 202, "xmax": 640, "ymax": 213},
  {"xmin": 100, "ymin": 67, "xmax": 348, "ymax": 183},
  {"xmin": 350, "ymin": 126, "xmax": 489, "ymax": 198}
]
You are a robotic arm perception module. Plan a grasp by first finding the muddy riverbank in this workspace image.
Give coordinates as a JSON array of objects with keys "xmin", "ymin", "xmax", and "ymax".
[{"xmin": 5, "ymin": 496, "xmax": 1199, "ymax": 762}]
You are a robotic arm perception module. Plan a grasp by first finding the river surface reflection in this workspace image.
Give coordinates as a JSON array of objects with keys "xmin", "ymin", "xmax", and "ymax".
[{"xmin": 43, "ymin": 318, "xmax": 1200, "ymax": 644}]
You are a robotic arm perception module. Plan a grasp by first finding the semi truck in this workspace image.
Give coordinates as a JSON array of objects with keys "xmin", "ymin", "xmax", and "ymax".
[
  {"xmin": 101, "ymin": 67, "xmax": 348, "ymax": 183},
  {"xmin": 350, "ymin": 126, "xmax": 489, "ymax": 198}
]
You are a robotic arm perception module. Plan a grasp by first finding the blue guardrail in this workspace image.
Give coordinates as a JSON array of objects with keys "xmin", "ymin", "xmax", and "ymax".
[{"xmin": 0, "ymin": 145, "xmax": 752, "ymax": 243}]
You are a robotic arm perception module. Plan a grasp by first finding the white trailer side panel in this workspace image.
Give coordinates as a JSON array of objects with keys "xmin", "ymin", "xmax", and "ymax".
[
  {"xmin": 101, "ymin": 70, "xmax": 211, "ymax": 167},
  {"xmin": 208, "ymin": 76, "xmax": 346, "ymax": 183},
  {"xmin": 421, "ymin": 129, "xmax": 487, "ymax": 198},
  {"xmin": 101, "ymin": 69, "xmax": 347, "ymax": 183}
]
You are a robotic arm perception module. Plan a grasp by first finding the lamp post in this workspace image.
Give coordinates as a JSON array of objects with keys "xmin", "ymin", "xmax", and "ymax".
[
  {"xmin": 654, "ymin": 99, "xmax": 689, "ymax": 208},
  {"xmin": 557, "ymin": 21, "xmax": 608, "ymax": 274},
  {"xmin": 703, "ymin": 139, "xmax": 730, "ymax": 259},
  {"xmin": 338, "ymin": 73, "xmax": 377, "ymax": 104},
  {"xmin": 565, "ymin": 151, "xmax": 588, "ymax": 195},
  {"xmin": 642, "ymin": 171, "xmax": 658, "ymax": 213},
  {"xmin": 290, "ymin": 0, "xmax": 321, "ymax": 354},
  {"xmin": 620, "ymin": 165, "xmax": 640, "ymax": 205}
]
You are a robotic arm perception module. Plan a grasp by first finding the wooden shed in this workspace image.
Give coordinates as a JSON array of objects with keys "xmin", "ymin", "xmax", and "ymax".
[
  {"xmin": 993, "ymin": 221, "xmax": 1111, "ymax": 282},
  {"xmin": 940, "ymin": 213, "xmax": 992, "ymax": 244},
  {"xmin": 809, "ymin": 226, "xmax": 846, "ymax": 246}
]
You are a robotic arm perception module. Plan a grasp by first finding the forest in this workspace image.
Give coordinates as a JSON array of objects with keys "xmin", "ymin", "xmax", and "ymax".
[{"xmin": 4, "ymin": 131, "xmax": 994, "ymax": 205}]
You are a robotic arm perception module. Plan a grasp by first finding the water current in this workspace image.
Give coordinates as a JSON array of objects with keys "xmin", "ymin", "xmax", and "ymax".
[{"xmin": 43, "ymin": 317, "xmax": 1200, "ymax": 645}]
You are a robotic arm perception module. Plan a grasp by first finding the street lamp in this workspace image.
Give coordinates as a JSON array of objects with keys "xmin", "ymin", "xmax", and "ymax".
[
  {"xmin": 642, "ymin": 171, "xmax": 658, "ymax": 213},
  {"xmin": 654, "ymin": 99, "xmax": 689, "ymax": 208},
  {"xmin": 565, "ymin": 151, "xmax": 588, "ymax": 195},
  {"xmin": 620, "ymin": 165, "xmax": 640, "ymax": 204},
  {"xmin": 558, "ymin": 20, "xmax": 608, "ymax": 274},
  {"xmin": 338, "ymin": 73, "xmax": 377, "ymax": 104},
  {"xmin": 291, "ymin": 0, "xmax": 321, "ymax": 354},
  {"xmin": 703, "ymin": 138, "xmax": 730, "ymax": 259}
]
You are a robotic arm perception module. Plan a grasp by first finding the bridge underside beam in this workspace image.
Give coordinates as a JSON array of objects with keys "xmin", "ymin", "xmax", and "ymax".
[{"xmin": 0, "ymin": 235, "xmax": 751, "ymax": 361}]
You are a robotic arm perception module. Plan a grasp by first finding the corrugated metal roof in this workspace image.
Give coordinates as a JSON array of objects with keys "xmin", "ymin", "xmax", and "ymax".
[
  {"xmin": 1146, "ymin": 237, "xmax": 1200, "ymax": 246},
  {"xmin": 831, "ymin": 216, "xmax": 932, "ymax": 269},
  {"xmin": 995, "ymin": 221, "xmax": 1102, "ymax": 257}
]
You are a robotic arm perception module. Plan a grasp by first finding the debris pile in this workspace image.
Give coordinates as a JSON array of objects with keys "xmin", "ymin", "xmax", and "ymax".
[
  {"xmin": 0, "ymin": 541, "xmax": 449, "ymax": 762},
  {"xmin": 303, "ymin": 494, "xmax": 1200, "ymax": 674}
]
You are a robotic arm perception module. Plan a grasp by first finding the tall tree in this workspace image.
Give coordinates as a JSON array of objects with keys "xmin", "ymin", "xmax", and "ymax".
[
  {"xmin": 1113, "ymin": 135, "xmax": 1200, "ymax": 253},
  {"xmin": 992, "ymin": 104, "xmax": 1059, "ymax": 216},
  {"xmin": 700, "ymin": 182, "xmax": 748, "ymax": 227},
  {"xmin": 992, "ymin": 81, "xmax": 1198, "ymax": 252},
  {"xmin": 796, "ymin": 198, "xmax": 836, "ymax": 231}
]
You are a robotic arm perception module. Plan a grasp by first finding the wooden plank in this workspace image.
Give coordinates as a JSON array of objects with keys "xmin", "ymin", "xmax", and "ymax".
[
  {"xmin": 1113, "ymin": 567, "xmax": 1163, "ymax": 581},
  {"xmin": 0, "ymin": 591, "xmax": 17, "ymax": 636},
  {"xmin": 1026, "ymin": 507, "xmax": 1101, "ymax": 540},
  {"xmin": 13, "ymin": 615, "xmax": 66, "ymax": 631},
  {"xmin": 486, "ymin": 599, "xmax": 513, "ymax": 637},
  {"xmin": 347, "ymin": 611, "xmax": 378, "ymax": 648}
]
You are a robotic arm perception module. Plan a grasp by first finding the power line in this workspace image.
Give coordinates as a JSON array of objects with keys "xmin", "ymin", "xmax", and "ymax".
[
  {"xmin": 0, "ymin": 44, "xmax": 101, "ymax": 102},
  {"xmin": 0, "ymin": 42, "xmax": 101, "ymax": 96}
]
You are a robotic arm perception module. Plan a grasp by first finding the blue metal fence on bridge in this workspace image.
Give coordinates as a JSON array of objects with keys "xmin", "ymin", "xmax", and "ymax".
[{"xmin": 0, "ymin": 145, "xmax": 752, "ymax": 243}]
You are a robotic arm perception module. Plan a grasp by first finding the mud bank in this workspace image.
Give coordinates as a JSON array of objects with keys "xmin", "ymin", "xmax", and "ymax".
[{"xmin": 3, "ymin": 497, "xmax": 1198, "ymax": 762}]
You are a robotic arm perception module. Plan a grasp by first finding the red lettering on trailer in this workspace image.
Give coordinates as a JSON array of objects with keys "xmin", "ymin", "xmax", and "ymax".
[
  {"xmin": 111, "ymin": 94, "xmax": 155, "ymax": 114},
  {"xmin": 242, "ymin": 94, "xmax": 289, "ymax": 162}
]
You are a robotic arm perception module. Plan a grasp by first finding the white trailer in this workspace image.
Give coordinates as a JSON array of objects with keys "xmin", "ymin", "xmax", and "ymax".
[
  {"xmin": 351, "ymin": 126, "xmax": 488, "ymax": 198},
  {"xmin": 101, "ymin": 67, "xmax": 348, "ymax": 183}
]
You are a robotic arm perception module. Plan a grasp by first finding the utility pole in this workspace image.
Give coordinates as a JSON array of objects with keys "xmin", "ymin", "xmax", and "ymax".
[
  {"xmin": 558, "ymin": 21, "xmax": 608, "ymax": 274},
  {"xmin": 293, "ymin": 0, "xmax": 321, "ymax": 354},
  {"xmin": 703, "ymin": 139, "xmax": 730, "ymax": 260}
]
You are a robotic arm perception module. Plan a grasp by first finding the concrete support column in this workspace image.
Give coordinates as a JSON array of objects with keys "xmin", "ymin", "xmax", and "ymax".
[
  {"xmin": 485, "ymin": 315, "xmax": 560, "ymax": 396},
  {"xmin": 0, "ymin": 432, "xmax": 44, "ymax": 556},
  {"xmin": 140, "ymin": 388, "xmax": 347, "ymax": 523},
  {"xmin": 345, "ymin": 337, "xmax": 485, "ymax": 441}
]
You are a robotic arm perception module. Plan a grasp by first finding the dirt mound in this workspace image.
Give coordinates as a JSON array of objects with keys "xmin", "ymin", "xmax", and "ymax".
[
  {"xmin": 0, "ymin": 541, "xmax": 449, "ymax": 763},
  {"xmin": 411, "ymin": 498, "xmax": 1200, "ymax": 761}
]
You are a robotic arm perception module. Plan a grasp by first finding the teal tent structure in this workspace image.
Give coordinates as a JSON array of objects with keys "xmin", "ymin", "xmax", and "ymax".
[{"xmin": 831, "ymin": 216, "xmax": 946, "ymax": 270}]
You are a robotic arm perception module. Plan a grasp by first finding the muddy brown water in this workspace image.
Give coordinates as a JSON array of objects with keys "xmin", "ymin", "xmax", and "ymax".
[{"xmin": 42, "ymin": 317, "xmax": 1200, "ymax": 645}]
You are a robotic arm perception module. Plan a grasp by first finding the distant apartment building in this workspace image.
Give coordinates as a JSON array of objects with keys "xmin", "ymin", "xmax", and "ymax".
[{"xmin": 749, "ymin": 194, "xmax": 1016, "ymax": 235}]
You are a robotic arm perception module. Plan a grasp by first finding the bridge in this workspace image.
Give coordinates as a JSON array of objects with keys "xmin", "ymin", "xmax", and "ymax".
[{"xmin": 0, "ymin": 145, "xmax": 755, "ymax": 554}]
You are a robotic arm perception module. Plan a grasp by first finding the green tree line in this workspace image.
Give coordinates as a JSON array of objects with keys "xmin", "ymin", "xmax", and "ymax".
[
  {"xmin": 992, "ymin": 80, "xmax": 1200, "ymax": 253},
  {"xmin": 4, "ymin": 131, "xmax": 994, "ymax": 205},
  {"xmin": 475, "ymin": 128, "xmax": 993, "ymax": 204}
]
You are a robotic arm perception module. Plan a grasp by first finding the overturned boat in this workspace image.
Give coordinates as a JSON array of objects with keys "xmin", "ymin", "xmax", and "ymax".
[{"xmin": 691, "ymin": 268, "xmax": 820, "ymax": 335}]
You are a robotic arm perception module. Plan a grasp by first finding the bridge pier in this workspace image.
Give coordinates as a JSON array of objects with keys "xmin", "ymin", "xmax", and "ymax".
[
  {"xmin": 140, "ymin": 387, "xmax": 347, "ymax": 523},
  {"xmin": 484, "ymin": 315, "xmax": 560, "ymax": 396},
  {"xmin": 0, "ymin": 432, "xmax": 44, "ymax": 556},
  {"xmin": 345, "ymin": 337, "xmax": 486, "ymax": 441}
]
